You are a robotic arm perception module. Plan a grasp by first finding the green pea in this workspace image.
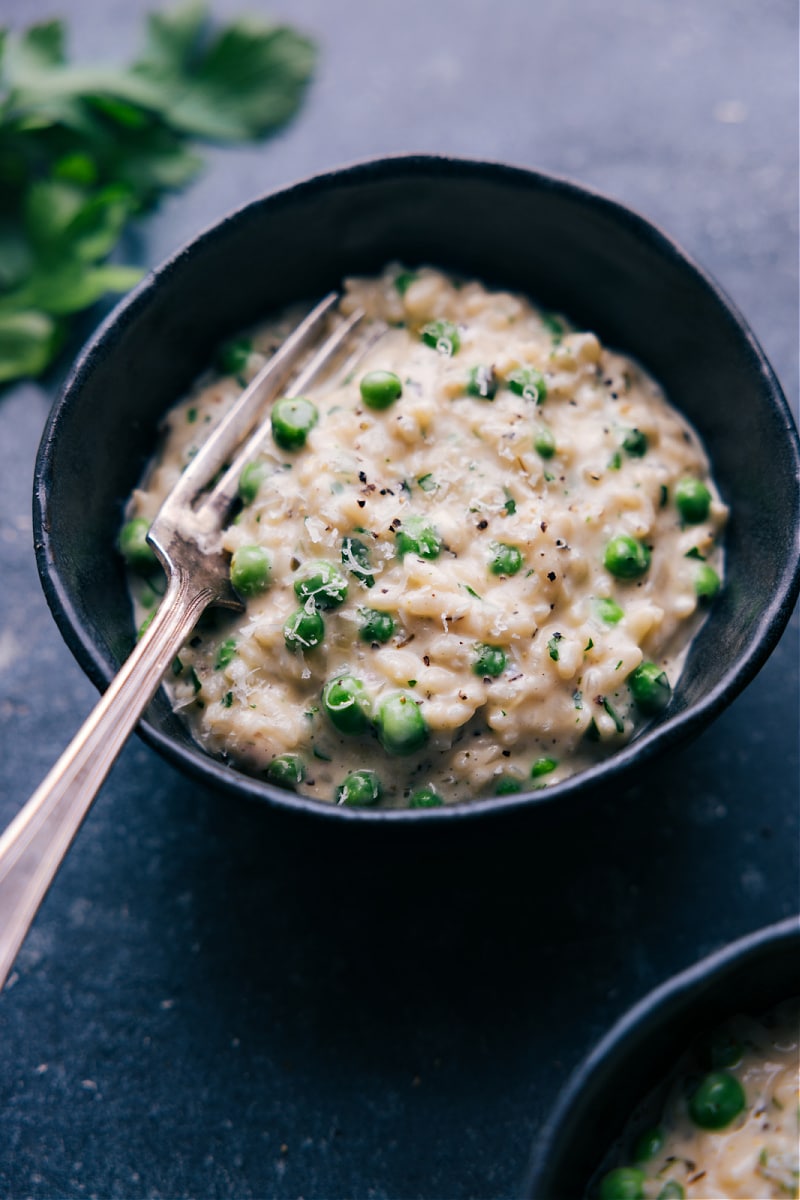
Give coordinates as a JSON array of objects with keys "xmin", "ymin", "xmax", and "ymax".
[
  {"xmin": 694, "ymin": 563, "xmax": 721, "ymax": 602},
  {"xmin": 358, "ymin": 607, "xmax": 395, "ymax": 644},
  {"xmin": 595, "ymin": 596, "xmax": 624, "ymax": 624},
  {"xmin": 494, "ymin": 775, "xmax": 523, "ymax": 795},
  {"xmin": 632, "ymin": 1126, "xmax": 664, "ymax": 1162},
  {"xmin": 265, "ymin": 754, "xmax": 306, "ymax": 791},
  {"xmin": 294, "ymin": 560, "xmax": 349, "ymax": 609},
  {"xmin": 656, "ymin": 1183, "xmax": 685, "ymax": 1200},
  {"xmin": 628, "ymin": 661, "xmax": 671, "ymax": 715},
  {"xmin": 421, "ymin": 319, "xmax": 461, "ymax": 356},
  {"xmin": 507, "ymin": 366, "xmax": 547, "ymax": 404},
  {"xmin": 533, "ymin": 424, "xmax": 556, "ymax": 458},
  {"xmin": 688, "ymin": 1070, "xmax": 746, "ymax": 1129},
  {"xmin": 675, "ymin": 477, "xmax": 712, "ymax": 524},
  {"xmin": 603, "ymin": 534, "xmax": 651, "ymax": 579},
  {"xmin": 622, "ymin": 428, "xmax": 648, "ymax": 457},
  {"xmin": 238, "ymin": 460, "xmax": 266, "ymax": 505},
  {"xmin": 466, "ymin": 364, "xmax": 497, "ymax": 400},
  {"xmin": 216, "ymin": 336, "xmax": 252, "ymax": 377},
  {"xmin": 531, "ymin": 757, "xmax": 557, "ymax": 778},
  {"xmin": 230, "ymin": 544, "xmax": 271, "ymax": 596},
  {"xmin": 284, "ymin": 606, "xmax": 325, "ymax": 652},
  {"xmin": 598, "ymin": 1167, "xmax": 647, "ymax": 1200},
  {"xmin": 489, "ymin": 542, "xmax": 523, "ymax": 576},
  {"xmin": 376, "ymin": 692, "xmax": 429, "ymax": 755},
  {"xmin": 473, "ymin": 643, "xmax": 507, "ymax": 678},
  {"xmin": 335, "ymin": 769, "xmax": 383, "ymax": 807},
  {"xmin": 215, "ymin": 637, "xmax": 237, "ymax": 669},
  {"xmin": 119, "ymin": 517, "xmax": 158, "ymax": 572},
  {"xmin": 342, "ymin": 535, "xmax": 374, "ymax": 588},
  {"xmin": 395, "ymin": 515, "xmax": 442, "ymax": 560},
  {"xmin": 322, "ymin": 674, "xmax": 372, "ymax": 735},
  {"xmin": 271, "ymin": 395, "xmax": 318, "ymax": 450},
  {"xmin": 360, "ymin": 370, "xmax": 403, "ymax": 409},
  {"xmin": 409, "ymin": 785, "xmax": 443, "ymax": 808}
]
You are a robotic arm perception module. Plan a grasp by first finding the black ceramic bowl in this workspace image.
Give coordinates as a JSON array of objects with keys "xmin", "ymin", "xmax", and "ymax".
[
  {"xmin": 33, "ymin": 155, "xmax": 800, "ymax": 821},
  {"xmin": 524, "ymin": 916, "xmax": 800, "ymax": 1199}
]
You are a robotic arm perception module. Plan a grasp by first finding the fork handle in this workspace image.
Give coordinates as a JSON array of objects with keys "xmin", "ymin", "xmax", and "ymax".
[{"xmin": 0, "ymin": 573, "xmax": 214, "ymax": 991}]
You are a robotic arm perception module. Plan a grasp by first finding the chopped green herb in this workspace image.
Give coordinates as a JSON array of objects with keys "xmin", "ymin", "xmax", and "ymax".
[
  {"xmin": 187, "ymin": 407, "xmax": 197, "ymax": 423},
  {"xmin": 547, "ymin": 633, "xmax": 562, "ymax": 661},
  {"xmin": 602, "ymin": 696, "xmax": 624, "ymax": 733},
  {"xmin": 466, "ymin": 364, "xmax": 497, "ymax": 400},
  {"xmin": 541, "ymin": 312, "xmax": 564, "ymax": 342},
  {"xmin": 421, "ymin": 319, "xmax": 460, "ymax": 356},
  {"xmin": 507, "ymin": 366, "xmax": 547, "ymax": 404},
  {"xmin": 189, "ymin": 667, "xmax": 202, "ymax": 695},
  {"xmin": 221, "ymin": 690, "xmax": 233, "ymax": 708},
  {"xmin": 685, "ymin": 547, "xmax": 706, "ymax": 560},
  {"xmin": 608, "ymin": 451, "xmax": 622, "ymax": 470},
  {"xmin": 503, "ymin": 490, "xmax": 517, "ymax": 515},
  {"xmin": 584, "ymin": 638, "xmax": 594, "ymax": 651},
  {"xmin": 417, "ymin": 473, "xmax": 437, "ymax": 493},
  {"xmin": 462, "ymin": 584, "xmax": 482, "ymax": 600},
  {"xmin": 172, "ymin": 655, "xmax": 183, "ymax": 676},
  {"xmin": 215, "ymin": 637, "xmax": 237, "ymax": 669}
]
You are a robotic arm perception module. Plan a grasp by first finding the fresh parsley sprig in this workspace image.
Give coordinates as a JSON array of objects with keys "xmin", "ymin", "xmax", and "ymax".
[{"xmin": 0, "ymin": 1, "xmax": 316, "ymax": 384}]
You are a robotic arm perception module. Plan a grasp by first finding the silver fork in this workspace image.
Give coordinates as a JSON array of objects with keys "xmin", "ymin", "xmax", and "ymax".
[{"xmin": 0, "ymin": 292, "xmax": 366, "ymax": 991}]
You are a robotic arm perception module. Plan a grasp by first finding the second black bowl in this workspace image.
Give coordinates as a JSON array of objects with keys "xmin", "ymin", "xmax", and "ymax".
[
  {"xmin": 33, "ymin": 155, "xmax": 800, "ymax": 820},
  {"xmin": 524, "ymin": 916, "xmax": 800, "ymax": 1199}
]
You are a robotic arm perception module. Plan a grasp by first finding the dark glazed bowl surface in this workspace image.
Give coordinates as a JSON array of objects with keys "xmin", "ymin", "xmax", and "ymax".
[
  {"xmin": 524, "ymin": 916, "xmax": 800, "ymax": 1199},
  {"xmin": 33, "ymin": 155, "xmax": 800, "ymax": 821}
]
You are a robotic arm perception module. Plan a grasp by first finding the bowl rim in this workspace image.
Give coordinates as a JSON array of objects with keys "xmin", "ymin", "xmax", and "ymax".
[
  {"xmin": 33, "ymin": 152, "xmax": 800, "ymax": 822},
  {"xmin": 523, "ymin": 914, "xmax": 800, "ymax": 1199}
]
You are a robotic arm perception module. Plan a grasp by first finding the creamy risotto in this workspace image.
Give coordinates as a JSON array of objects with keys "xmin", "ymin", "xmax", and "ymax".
[
  {"xmin": 122, "ymin": 265, "xmax": 727, "ymax": 807},
  {"xmin": 595, "ymin": 1000, "xmax": 800, "ymax": 1200}
]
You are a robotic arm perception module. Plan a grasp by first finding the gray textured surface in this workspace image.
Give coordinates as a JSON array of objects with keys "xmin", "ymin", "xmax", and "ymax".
[{"xmin": 0, "ymin": 2, "xmax": 797, "ymax": 1198}]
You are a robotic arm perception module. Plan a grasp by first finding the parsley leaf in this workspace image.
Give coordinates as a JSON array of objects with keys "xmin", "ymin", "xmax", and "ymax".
[
  {"xmin": 0, "ymin": 2, "xmax": 316, "ymax": 385},
  {"xmin": 132, "ymin": 2, "xmax": 316, "ymax": 141}
]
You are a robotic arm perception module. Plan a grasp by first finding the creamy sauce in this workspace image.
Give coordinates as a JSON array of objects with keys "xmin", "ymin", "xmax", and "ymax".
[{"xmin": 125, "ymin": 266, "xmax": 726, "ymax": 807}]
